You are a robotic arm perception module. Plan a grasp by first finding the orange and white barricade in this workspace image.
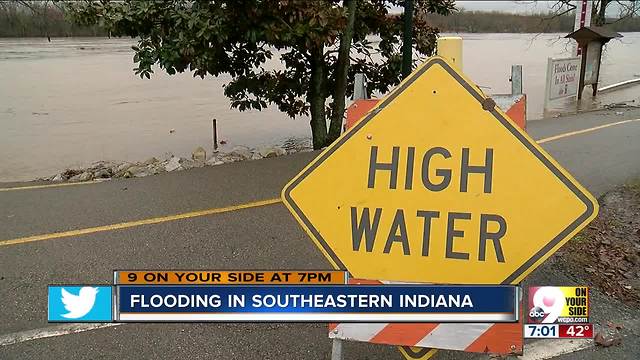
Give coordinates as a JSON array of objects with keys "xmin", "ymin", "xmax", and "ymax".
[
  {"xmin": 329, "ymin": 279, "xmax": 523, "ymax": 358},
  {"xmin": 330, "ymin": 320, "xmax": 522, "ymax": 355},
  {"xmin": 493, "ymin": 93, "xmax": 527, "ymax": 130},
  {"xmin": 337, "ymin": 93, "xmax": 527, "ymax": 358},
  {"xmin": 345, "ymin": 94, "xmax": 526, "ymax": 133}
]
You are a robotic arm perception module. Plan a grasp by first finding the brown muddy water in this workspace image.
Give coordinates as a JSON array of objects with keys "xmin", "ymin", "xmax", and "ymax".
[{"xmin": 1, "ymin": 33, "xmax": 639, "ymax": 182}]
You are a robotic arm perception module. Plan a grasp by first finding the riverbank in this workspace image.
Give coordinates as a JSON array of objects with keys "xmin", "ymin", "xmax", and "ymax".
[
  {"xmin": 35, "ymin": 139, "xmax": 312, "ymax": 184},
  {"xmin": 13, "ymin": 105, "xmax": 638, "ymax": 186}
]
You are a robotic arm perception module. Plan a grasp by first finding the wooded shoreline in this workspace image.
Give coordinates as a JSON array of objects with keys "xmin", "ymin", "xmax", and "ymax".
[{"xmin": 1, "ymin": 4, "xmax": 639, "ymax": 38}]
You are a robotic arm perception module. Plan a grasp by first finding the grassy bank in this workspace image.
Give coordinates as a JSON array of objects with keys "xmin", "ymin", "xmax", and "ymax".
[{"xmin": 560, "ymin": 179, "xmax": 640, "ymax": 306}]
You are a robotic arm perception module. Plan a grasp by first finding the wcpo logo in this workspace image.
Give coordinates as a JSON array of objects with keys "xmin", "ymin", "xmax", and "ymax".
[{"xmin": 48, "ymin": 286, "xmax": 113, "ymax": 322}]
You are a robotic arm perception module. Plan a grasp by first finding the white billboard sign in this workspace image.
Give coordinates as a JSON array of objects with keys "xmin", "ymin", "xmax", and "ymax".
[
  {"xmin": 544, "ymin": 57, "xmax": 582, "ymax": 106},
  {"xmin": 584, "ymin": 42, "xmax": 602, "ymax": 85}
]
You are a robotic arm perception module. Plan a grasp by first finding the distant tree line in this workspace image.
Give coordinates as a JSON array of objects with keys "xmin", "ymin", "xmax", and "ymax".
[
  {"xmin": 423, "ymin": 10, "xmax": 640, "ymax": 33},
  {"xmin": 1, "ymin": 2, "xmax": 639, "ymax": 38},
  {"xmin": 0, "ymin": 1, "xmax": 106, "ymax": 37}
]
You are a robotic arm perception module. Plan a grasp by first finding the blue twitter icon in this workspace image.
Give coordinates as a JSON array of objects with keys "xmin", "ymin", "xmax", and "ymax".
[{"xmin": 48, "ymin": 286, "xmax": 113, "ymax": 322}]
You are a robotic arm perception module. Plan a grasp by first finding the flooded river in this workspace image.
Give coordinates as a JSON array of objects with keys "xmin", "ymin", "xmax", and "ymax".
[{"xmin": 1, "ymin": 33, "xmax": 639, "ymax": 181}]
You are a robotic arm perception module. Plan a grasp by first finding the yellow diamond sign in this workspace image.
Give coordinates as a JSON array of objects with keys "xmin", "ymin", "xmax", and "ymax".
[{"xmin": 282, "ymin": 57, "xmax": 598, "ymax": 284}]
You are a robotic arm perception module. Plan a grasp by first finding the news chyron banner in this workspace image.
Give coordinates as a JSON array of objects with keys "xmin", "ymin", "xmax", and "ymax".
[
  {"xmin": 48, "ymin": 270, "xmax": 519, "ymax": 323},
  {"xmin": 524, "ymin": 286, "xmax": 594, "ymax": 339}
]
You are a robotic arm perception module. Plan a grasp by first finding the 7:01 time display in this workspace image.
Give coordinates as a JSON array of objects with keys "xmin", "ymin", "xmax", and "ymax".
[
  {"xmin": 525, "ymin": 324, "xmax": 558, "ymax": 338},
  {"xmin": 525, "ymin": 324, "xmax": 594, "ymax": 339}
]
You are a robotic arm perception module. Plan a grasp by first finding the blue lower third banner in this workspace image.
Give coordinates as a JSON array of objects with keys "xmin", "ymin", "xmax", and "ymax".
[{"xmin": 117, "ymin": 285, "xmax": 518, "ymax": 322}]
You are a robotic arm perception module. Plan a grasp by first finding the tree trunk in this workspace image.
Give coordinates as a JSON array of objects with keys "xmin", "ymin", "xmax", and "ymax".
[
  {"xmin": 595, "ymin": 0, "xmax": 608, "ymax": 26},
  {"xmin": 309, "ymin": 44, "xmax": 327, "ymax": 150},
  {"xmin": 327, "ymin": 0, "xmax": 358, "ymax": 144}
]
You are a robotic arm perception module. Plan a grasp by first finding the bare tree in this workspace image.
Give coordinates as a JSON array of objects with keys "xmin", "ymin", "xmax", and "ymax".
[
  {"xmin": 13, "ymin": 0, "xmax": 53, "ymax": 40},
  {"xmin": 544, "ymin": 0, "xmax": 639, "ymax": 26},
  {"xmin": 608, "ymin": 0, "xmax": 640, "ymax": 24}
]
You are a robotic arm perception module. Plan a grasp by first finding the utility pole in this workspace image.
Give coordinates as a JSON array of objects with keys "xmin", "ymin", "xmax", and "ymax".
[{"xmin": 401, "ymin": 0, "xmax": 414, "ymax": 79}]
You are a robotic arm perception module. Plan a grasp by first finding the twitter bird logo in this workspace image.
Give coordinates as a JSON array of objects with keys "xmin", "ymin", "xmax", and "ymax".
[
  {"xmin": 61, "ymin": 287, "xmax": 99, "ymax": 319},
  {"xmin": 48, "ymin": 286, "xmax": 112, "ymax": 322}
]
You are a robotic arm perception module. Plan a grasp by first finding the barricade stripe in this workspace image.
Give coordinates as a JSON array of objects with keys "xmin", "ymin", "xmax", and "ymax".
[
  {"xmin": 370, "ymin": 323, "xmax": 439, "ymax": 345},
  {"xmin": 330, "ymin": 323, "xmax": 388, "ymax": 342},
  {"xmin": 414, "ymin": 323, "xmax": 492, "ymax": 350}
]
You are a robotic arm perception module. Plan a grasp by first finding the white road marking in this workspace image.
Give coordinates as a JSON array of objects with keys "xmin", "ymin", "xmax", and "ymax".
[
  {"xmin": 0, "ymin": 323, "xmax": 121, "ymax": 347},
  {"xmin": 519, "ymin": 338, "xmax": 593, "ymax": 360}
]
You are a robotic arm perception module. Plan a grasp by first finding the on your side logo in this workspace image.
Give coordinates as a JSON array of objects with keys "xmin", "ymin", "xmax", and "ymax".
[{"xmin": 48, "ymin": 286, "xmax": 113, "ymax": 322}]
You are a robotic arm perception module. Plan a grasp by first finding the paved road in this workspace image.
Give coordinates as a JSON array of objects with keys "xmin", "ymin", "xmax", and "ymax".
[{"xmin": 1, "ymin": 108, "xmax": 640, "ymax": 359}]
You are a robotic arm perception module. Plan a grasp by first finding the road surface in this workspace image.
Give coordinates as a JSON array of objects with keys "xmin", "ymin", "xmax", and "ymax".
[{"xmin": 1, "ymin": 108, "xmax": 640, "ymax": 359}]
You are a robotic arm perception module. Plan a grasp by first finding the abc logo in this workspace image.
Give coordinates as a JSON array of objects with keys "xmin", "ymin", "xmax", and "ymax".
[
  {"xmin": 528, "ymin": 287, "xmax": 565, "ymax": 323},
  {"xmin": 529, "ymin": 306, "xmax": 546, "ymax": 321}
]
